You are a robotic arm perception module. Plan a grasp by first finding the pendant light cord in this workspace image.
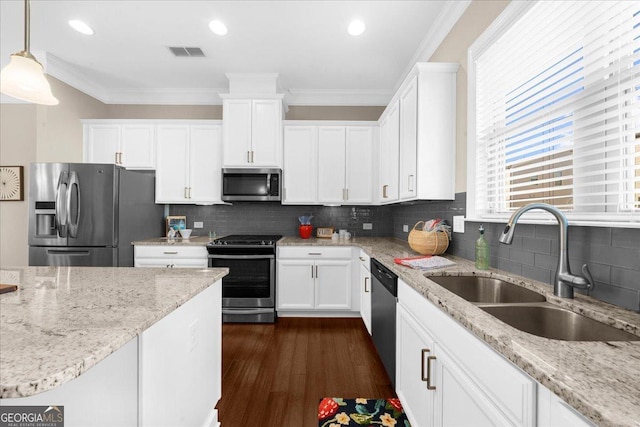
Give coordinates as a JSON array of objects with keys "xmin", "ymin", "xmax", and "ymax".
[{"xmin": 24, "ymin": 0, "xmax": 30, "ymax": 53}]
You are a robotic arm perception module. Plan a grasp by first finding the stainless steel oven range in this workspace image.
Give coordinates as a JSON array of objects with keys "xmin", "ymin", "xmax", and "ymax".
[{"xmin": 206, "ymin": 234, "xmax": 281, "ymax": 323}]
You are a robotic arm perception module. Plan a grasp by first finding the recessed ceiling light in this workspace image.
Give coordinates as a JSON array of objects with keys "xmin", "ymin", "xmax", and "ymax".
[
  {"xmin": 348, "ymin": 20, "xmax": 366, "ymax": 36},
  {"xmin": 209, "ymin": 20, "xmax": 228, "ymax": 36},
  {"xmin": 68, "ymin": 20, "xmax": 94, "ymax": 36}
]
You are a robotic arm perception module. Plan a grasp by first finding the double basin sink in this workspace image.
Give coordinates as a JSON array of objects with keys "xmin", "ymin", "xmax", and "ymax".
[{"xmin": 428, "ymin": 275, "xmax": 639, "ymax": 341}]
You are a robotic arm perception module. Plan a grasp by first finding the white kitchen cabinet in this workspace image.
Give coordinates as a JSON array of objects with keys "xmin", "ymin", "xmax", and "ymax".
[
  {"xmin": 317, "ymin": 125, "xmax": 374, "ymax": 205},
  {"xmin": 397, "ymin": 279, "xmax": 536, "ymax": 427},
  {"xmin": 282, "ymin": 126, "xmax": 318, "ymax": 204},
  {"xmin": 399, "ymin": 76, "xmax": 418, "ymax": 200},
  {"xmin": 222, "ymin": 98, "xmax": 282, "ymax": 167},
  {"xmin": 378, "ymin": 100, "xmax": 400, "ymax": 203},
  {"xmin": 83, "ymin": 121, "xmax": 156, "ymax": 169},
  {"xmin": 155, "ymin": 123, "xmax": 222, "ymax": 204},
  {"xmin": 359, "ymin": 250, "xmax": 372, "ymax": 335},
  {"xmin": 134, "ymin": 245, "xmax": 208, "ymax": 268},
  {"xmin": 537, "ymin": 386, "xmax": 595, "ymax": 427},
  {"xmin": 277, "ymin": 247, "xmax": 352, "ymax": 312},
  {"xmin": 378, "ymin": 63, "xmax": 458, "ymax": 203},
  {"xmin": 317, "ymin": 126, "xmax": 347, "ymax": 203}
]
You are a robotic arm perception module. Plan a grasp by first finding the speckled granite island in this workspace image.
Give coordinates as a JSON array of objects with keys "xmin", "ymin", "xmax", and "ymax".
[
  {"xmin": 278, "ymin": 236, "xmax": 640, "ymax": 427},
  {"xmin": 0, "ymin": 266, "xmax": 227, "ymax": 427}
]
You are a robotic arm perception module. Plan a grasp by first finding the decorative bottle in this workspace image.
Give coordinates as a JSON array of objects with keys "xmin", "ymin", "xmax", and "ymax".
[{"xmin": 475, "ymin": 225, "xmax": 490, "ymax": 270}]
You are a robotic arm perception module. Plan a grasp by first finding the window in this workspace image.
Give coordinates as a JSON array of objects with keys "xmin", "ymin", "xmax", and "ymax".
[{"xmin": 468, "ymin": 1, "xmax": 639, "ymax": 225}]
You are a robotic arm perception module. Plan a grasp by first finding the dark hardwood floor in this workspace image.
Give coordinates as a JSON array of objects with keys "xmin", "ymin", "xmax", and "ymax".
[{"xmin": 218, "ymin": 317, "xmax": 395, "ymax": 427}]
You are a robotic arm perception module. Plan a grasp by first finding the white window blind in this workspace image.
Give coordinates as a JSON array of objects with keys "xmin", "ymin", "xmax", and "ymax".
[{"xmin": 474, "ymin": 0, "xmax": 640, "ymax": 223}]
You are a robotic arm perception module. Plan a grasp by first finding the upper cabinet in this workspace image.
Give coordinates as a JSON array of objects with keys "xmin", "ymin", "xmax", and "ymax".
[
  {"xmin": 283, "ymin": 122, "xmax": 375, "ymax": 205},
  {"xmin": 83, "ymin": 121, "xmax": 156, "ymax": 169},
  {"xmin": 222, "ymin": 97, "xmax": 283, "ymax": 168},
  {"xmin": 377, "ymin": 100, "xmax": 400, "ymax": 203},
  {"xmin": 155, "ymin": 121, "xmax": 223, "ymax": 205},
  {"xmin": 377, "ymin": 62, "xmax": 459, "ymax": 202}
]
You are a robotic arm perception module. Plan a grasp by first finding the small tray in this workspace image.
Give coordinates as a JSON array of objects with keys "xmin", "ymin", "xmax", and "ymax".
[{"xmin": 316, "ymin": 227, "xmax": 334, "ymax": 238}]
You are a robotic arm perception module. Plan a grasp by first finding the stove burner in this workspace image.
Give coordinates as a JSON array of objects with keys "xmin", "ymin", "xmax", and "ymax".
[{"xmin": 207, "ymin": 234, "xmax": 282, "ymax": 247}]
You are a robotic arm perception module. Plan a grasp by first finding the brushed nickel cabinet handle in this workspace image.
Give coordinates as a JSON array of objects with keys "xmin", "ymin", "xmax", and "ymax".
[
  {"xmin": 311, "ymin": 265, "xmax": 314, "ymax": 278},
  {"xmin": 364, "ymin": 277, "xmax": 369, "ymax": 292},
  {"xmin": 247, "ymin": 151, "xmax": 251, "ymax": 163},
  {"xmin": 308, "ymin": 252, "xmax": 322, "ymax": 255},
  {"xmin": 251, "ymin": 150, "xmax": 255, "ymax": 163},
  {"xmin": 383, "ymin": 184, "xmax": 388, "ymax": 198},
  {"xmin": 115, "ymin": 152, "xmax": 119, "ymax": 164},
  {"xmin": 359, "ymin": 256, "xmax": 366, "ymax": 261},
  {"xmin": 421, "ymin": 349, "xmax": 430, "ymax": 381},
  {"xmin": 188, "ymin": 187, "xmax": 192, "ymax": 199},
  {"xmin": 427, "ymin": 355, "xmax": 437, "ymax": 390},
  {"xmin": 315, "ymin": 265, "xmax": 318, "ymax": 278},
  {"xmin": 164, "ymin": 251, "xmax": 178, "ymax": 254},
  {"xmin": 184, "ymin": 187, "xmax": 188, "ymax": 199}
]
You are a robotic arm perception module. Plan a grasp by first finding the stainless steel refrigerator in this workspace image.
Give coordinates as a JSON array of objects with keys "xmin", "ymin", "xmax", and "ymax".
[{"xmin": 28, "ymin": 163, "xmax": 164, "ymax": 267}]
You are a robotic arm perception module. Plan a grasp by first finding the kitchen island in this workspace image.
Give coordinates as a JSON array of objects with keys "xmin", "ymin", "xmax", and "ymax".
[{"xmin": 0, "ymin": 266, "xmax": 227, "ymax": 427}]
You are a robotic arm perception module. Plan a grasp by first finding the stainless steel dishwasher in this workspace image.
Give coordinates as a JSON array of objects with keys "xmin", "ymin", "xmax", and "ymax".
[{"xmin": 371, "ymin": 258, "xmax": 398, "ymax": 388}]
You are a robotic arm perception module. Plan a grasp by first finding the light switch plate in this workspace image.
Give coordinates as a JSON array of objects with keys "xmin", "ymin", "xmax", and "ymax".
[
  {"xmin": 403, "ymin": 224, "xmax": 409, "ymax": 232},
  {"xmin": 363, "ymin": 223, "xmax": 373, "ymax": 230},
  {"xmin": 453, "ymin": 216, "xmax": 465, "ymax": 233},
  {"xmin": 193, "ymin": 221, "xmax": 204, "ymax": 229}
]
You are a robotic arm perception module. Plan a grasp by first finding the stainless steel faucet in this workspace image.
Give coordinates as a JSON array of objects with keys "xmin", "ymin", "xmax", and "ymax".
[{"xmin": 498, "ymin": 203, "xmax": 594, "ymax": 298}]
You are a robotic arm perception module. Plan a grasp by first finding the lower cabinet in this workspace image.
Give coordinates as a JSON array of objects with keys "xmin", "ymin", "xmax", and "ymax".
[
  {"xmin": 134, "ymin": 245, "xmax": 208, "ymax": 268},
  {"xmin": 397, "ymin": 279, "xmax": 536, "ymax": 427},
  {"xmin": 359, "ymin": 250, "xmax": 372, "ymax": 334},
  {"xmin": 277, "ymin": 247, "xmax": 352, "ymax": 312}
]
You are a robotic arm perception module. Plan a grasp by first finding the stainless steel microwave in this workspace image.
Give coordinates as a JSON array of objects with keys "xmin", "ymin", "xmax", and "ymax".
[{"xmin": 222, "ymin": 168, "xmax": 281, "ymax": 202}]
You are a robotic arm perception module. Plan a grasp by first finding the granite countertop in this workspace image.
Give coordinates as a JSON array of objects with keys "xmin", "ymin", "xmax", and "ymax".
[
  {"xmin": 131, "ymin": 236, "xmax": 211, "ymax": 246},
  {"xmin": 278, "ymin": 236, "xmax": 640, "ymax": 427},
  {"xmin": 0, "ymin": 266, "xmax": 228, "ymax": 399}
]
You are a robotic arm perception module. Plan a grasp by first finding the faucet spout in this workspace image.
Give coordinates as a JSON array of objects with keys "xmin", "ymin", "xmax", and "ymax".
[{"xmin": 498, "ymin": 203, "xmax": 593, "ymax": 298}]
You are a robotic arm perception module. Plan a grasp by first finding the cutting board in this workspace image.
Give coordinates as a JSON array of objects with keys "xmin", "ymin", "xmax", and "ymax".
[{"xmin": 0, "ymin": 284, "xmax": 18, "ymax": 294}]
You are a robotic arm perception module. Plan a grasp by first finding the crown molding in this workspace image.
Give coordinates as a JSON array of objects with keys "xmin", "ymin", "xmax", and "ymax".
[
  {"xmin": 394, "ymin": 0, "xmax": 471, "ymax": 94},
  {"xmin": 103, "ymin": 88, "xmax": 227, "ymax": 105},
  {"xmin": 285, "ymin": 89, "xmax": 393, "ymax": 106},
  {"xmin": 43, "ymin": 52, "xmax": 111, "ymax": 103}
]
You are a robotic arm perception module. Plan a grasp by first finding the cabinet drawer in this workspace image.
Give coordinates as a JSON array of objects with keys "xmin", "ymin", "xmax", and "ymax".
[
  {"xmin": 134, "ymin": 245, "xmax": 207, "ymax": 259},
  {"xmin": 278, "ymin": 246, "xmax": 352, "ymax": 259}
]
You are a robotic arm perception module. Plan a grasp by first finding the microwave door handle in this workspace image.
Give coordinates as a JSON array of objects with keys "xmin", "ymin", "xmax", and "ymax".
[
  {"xmin": 55, "ymin": 170, "xmax": 69, "ymax": 238},
  {"xmin": 266, "ymin": 174, "xmax": 271, "ymax": 196},
  {"xmin": 67, "ymin": 171, "xmax": 80, "ymax": 238}
]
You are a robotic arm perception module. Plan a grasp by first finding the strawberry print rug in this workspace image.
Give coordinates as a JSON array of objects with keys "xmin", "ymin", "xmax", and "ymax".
[{"xmin": 318, "ymin": 397, "xmax": 411, "ymax": 426}]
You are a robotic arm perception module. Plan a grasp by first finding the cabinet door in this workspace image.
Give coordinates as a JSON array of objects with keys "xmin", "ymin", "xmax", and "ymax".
[
  {"xmin": 396, "ymin": 305, "xmax": 436, "ymax": 427},
  {"xmin": 283, "ymin": 126, "xmax": 318, "ymax": 204},
  {"xmin": 399, "ymin": 75, "xmax": 418, "ymax": 200},
  {"xmin": 120, "ymin": 124, "xmax": 155, "ymax": 169},
  {"xmin": 251, "ymin": 99, "xmax": 282, "ymax": 167},
  {"xmin": 345, "ymin": 126, "xmax": 373, "ymax": 204},
  {"xmin": 379, "ymin": 101, "xmax": 400, "ymax": 203},
  {"xmin": 360, "ymin": 264, "xmax": 372, "ymax": 335},
  {"xmin": 315, "ymin": 260, "xmax": 351, "ymax": 310},
  {"xmin": 276, "ymin": 260, "xmax": 315, "ymax": 310},
  {"xmin": 222, "ymin": 99, "xmax": 252, "ymax": 167},
  {"xmin": 435, "ymin": 344, "xmax": 513, "ymax": 427},
  {"xmin": 155, "ymin": 125, "xmax": 190, "ymax": 203},
  {"xmin": 317, "ymin": 127, "xmax": 346, "ymax": 204},
  {"xmin": 84, "ymin": 124, "xmax": 120, "ymax": 165},
  {"xmin": 190, "ymin": 125, "xmax": 222, "ymax": 204}
]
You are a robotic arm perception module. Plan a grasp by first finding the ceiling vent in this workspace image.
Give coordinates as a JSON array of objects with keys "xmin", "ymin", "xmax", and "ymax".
[{"xmin": 169, "ymin": 47, "xmax": 205, "ymax": 57}]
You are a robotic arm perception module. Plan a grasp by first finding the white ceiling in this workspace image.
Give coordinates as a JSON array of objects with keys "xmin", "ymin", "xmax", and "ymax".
[{"xmin": 0, "ymin": 0, "xmax": 469, "ymax": 106}]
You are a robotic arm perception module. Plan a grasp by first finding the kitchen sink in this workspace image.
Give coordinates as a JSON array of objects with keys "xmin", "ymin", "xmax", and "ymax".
[
  {"xmin": 480, "ymin": 303, "xmax": 640, "ymax": 341},
  {"xmin": 428, "ymin": 275, "xmax": 546, "ymax": 304}
]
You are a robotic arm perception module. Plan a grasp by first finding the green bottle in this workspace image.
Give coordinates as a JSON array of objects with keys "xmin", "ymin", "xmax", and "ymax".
[{"xmin": 475, "ymin": 225, "xmax": 490, "ymax": 270}]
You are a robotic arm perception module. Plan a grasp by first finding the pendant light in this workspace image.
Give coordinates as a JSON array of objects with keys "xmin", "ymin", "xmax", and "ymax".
[{"xmin": 0, "ymin": 0, "xmax": 58, "ymax": 105}]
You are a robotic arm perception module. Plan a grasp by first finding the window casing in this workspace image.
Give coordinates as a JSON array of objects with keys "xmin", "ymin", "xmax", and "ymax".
[{"xmin": 468, "ymin": 1, "xmax": 640, "ymax": 226}]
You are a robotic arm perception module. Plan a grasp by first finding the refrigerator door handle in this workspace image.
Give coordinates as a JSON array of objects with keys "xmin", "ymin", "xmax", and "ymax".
[
  {"xmin": 55, "ymin": 170, "xmax": 69, "ymax": 238},
  {"xmin": 67, "ymin": 171, "xmax": 80, "ymax": 238}
]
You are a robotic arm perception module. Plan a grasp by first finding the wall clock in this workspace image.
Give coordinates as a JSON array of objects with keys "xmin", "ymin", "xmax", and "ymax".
[{"xmin": 0, "ymin": 166, "xmax": 24, "ymax": 201}]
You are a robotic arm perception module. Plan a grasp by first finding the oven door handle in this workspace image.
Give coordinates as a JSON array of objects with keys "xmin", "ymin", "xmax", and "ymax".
[{"xmin": 208, "ymin": 254, "xmax": 275, "ymax": 260}]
